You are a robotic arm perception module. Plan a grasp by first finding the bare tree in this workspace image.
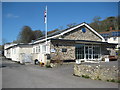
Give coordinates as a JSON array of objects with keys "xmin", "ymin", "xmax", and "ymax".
[{"xmin": 67, "ymin": 23, "xmax": 77, "ymax": 28}]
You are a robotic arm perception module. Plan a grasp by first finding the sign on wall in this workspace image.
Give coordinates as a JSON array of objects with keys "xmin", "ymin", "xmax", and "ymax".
[
  {"xmin": 51, "ymin": 48, "xmax": 56, "ymax": 53},
  {"xmin": 82, "ymin": 28, "xmax": 86, "ymax": 33}
]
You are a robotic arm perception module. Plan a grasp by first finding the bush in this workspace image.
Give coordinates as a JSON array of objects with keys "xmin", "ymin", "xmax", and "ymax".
[
  {"xmin": 82, "ymin": 75, "xmax": 90, "ymax": 79},
  {"xmin": 45, "ymin": 64, "xmax": 52, "ymax": 68},
  {"xmin": 106, "ymin": 79, "xmax": 116, "ymax": 82},
  {"xmin": 97, "ymin": 76, "xmax": 101, "ymax": 80},
  {"xmin": 101, "ymin": 58, "xmax": 105, "ymax": 61},
  {"xmin": 110, "ymin": 79, "xmax": 115, "ymax": 82},
  {"xmin": 117, "ymin": 80, "xmax": 120, "ymax": 83}
]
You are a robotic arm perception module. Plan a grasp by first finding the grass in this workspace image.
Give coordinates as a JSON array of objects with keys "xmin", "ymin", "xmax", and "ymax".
[
  {"xmin": 110, "ymin": 79, "xmax": 115, "ymax": 82},
  {"xmin": 73, "ymin": 74, "xmax": 90, "ymax": 79},
  {"xmin": 82, "ymin": 75, "xmax": 90, "ymax": 79},
  {"xmin": 106, "ymin": 79, "xmax": 116, "ymax": 83}
]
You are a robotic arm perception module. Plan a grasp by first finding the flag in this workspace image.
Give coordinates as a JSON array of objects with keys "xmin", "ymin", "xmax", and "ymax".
[{"xmin": 44, "ymin": 6, "xmax": 47, "ymax": 24}]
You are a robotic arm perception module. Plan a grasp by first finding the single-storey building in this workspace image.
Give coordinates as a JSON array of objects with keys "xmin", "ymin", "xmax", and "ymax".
[
  {"xmin": 4, "ymin": 43, "xmax": 32, "ymax": 63},
  {"xmin": 31, "ymin": 22, "xmax": 117, "ymax": 64},
  {"xmin": 4, "ymin": 22, "xmax": 117, "ymax": 64}
]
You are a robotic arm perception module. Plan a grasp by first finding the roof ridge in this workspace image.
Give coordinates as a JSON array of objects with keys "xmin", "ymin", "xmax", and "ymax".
[{"xmin": 35, "ymin": 22, "xmax": 87, "ymax": 41}]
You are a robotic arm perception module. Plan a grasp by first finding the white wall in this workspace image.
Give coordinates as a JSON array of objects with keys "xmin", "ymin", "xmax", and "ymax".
[
  {"xmin": 19, "ymin": 46, "xmax": 32, "ymax": 54},
  {"xmin": 4, "ymin": 44, "xmax": 33, "ymax": 62},
  {"xmin": 106, "ymin": 37, "xmax": 119, "ymax": 49},
  {"xmin": 4, "ymin": 41, "xmax": 51, "ymax": 64},
  {"xmin": 11, "ymin": 46, "xmax": 20, "ymax": 62},
  {"xmin": 107, "ymin": 37, "xmax": 119, "ymax": 44},
  {"xmin": 19, "ymin": 46, "xmax": 33, "ymax": 63},
  {"xmin": 32, "ymin": 41, "xmax": 50, "ymax": 64},
  {"xmin": 4, "ymin": 43, "xmax": 17, "ymax": 58}
]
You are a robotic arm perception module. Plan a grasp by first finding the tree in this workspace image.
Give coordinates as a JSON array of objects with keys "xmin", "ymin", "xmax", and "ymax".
[
  {"xmin": 0, "ymin": 45, "xmax": 4, "ymax": 51},
  {"xmin": 118, "ymin": 16, "xmax": 120, "ymax": 30},
  {"xmin": 92, "ymin": 16, "xmax": 101, "ymax": 31},
  {"xmin": 12, "ymin": 40, "xmax": 19, "ymax": 43},
  {"xmin": 90, "ymin": 16, "xmax": 119, "ymax": 32},
  {"xmin": 58, "ymin": 26, "xmax": 64, "ymax": 30},
  {"xmin": 93, "ymin": 16, "xmax": 101, "ymax": 22},
  {"xmin": 33, "ymin": 30, "xmax": 43, "ymax": 40},
  {"xmin": 47, "ymin": 29, "xmax": 60, "ymax": 35},
  {"xmin": 17, "ymin": 26, "xmax": 34, "ymax": 43},
  {"xmin": 67, "ymin": 23, "xmax": 77, "ymax": 28}
]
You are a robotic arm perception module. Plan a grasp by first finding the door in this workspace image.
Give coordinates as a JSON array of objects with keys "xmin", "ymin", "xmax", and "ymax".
[
  {"xmin": 75, "ymin": 44, "xmax": 100, "ymax": 60},
  {"xmin": 88, "ymin": 46, "xmax": 93, "ymax": 60},
  {"xmin": 85, "ymin": 45, "xmax": 93, "ymax": 60}
]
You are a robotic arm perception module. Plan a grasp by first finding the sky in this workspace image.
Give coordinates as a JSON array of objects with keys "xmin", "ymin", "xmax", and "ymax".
[{"xmin": 2, "ymin": 2, "xmax": 118, "ymax": 44}]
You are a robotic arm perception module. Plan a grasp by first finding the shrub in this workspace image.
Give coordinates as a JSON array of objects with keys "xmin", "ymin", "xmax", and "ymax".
[
  {"xmin": 110, "ymin": 79, "xmax": 115, "ymax": 82},
  {"xmin": 97, "ymin": 76, "xmax": 101, "ymax": 80},
  {"xmin": 82, "ymin": 75, "xmax": 90, "ymax": 79},
  {"xmin": 101, "ymin": 58, "xmax": 105, "ymax": 61},
  {"xmin": 117, "ymin": 80, "xmax": 120, "ymax": 83},
  {"xmin": 45, "ymin": 64, "xmax": 52, "ymax": 68}
]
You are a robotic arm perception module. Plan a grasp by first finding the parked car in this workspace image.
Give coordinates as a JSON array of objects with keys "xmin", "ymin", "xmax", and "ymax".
[{"xmin": 109, "ymin": 55, "xmax": 118, "ymax": 61}]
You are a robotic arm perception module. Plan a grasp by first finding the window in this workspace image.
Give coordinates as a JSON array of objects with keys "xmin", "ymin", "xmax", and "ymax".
[
  {"xmin": 118, "ymin": 32, "xmax": 120, "ymax": 36},
  {"xmin": 105, "ymin": 38, "xmax": 108, "ymax": 41},
  {"xmin": 36, "ymin": 47, "xmax": 38, "ymax": 53},
  {"xmin": 12, "ymin": 48, "xmax": 14, "ymax": 54},
  {"xmin": 93, "ymin": 46, "xmax": 100, "ymax": 59},
  {"xmin": 38, "ymin": 46, "xmax": 41, "ymax": 53},
  {"xmin": 101, "ymin": 34, "xmax": 109, "ymax": 38},
  {"xmin": 42, "ymin": 45, "xmax": 46, "ymax": 52},
  {"xmin": 14, "ymin": 48, "xmax": 16, "ymax": 54},
  {"xmin": 33, "ymin": 48, "xmax": 35, "ymax": 53},
  {"xmin": 112, "ymin": 32, "xmax": 118, "ymax": 37},
  {"xmin": 113, "ymin": 37, "xmax": 117, "ymax": 41},
  {"xmin": 62, "ymin": 48, "xmax": 67, "ymax": 52},
  {"xmin": 75, "ymin": 44, "xmax": 101, "ymax": 60}
]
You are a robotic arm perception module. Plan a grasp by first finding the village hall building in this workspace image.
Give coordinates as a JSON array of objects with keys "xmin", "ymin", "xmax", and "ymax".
[{"xmin": 4, "ymin": 22, "xmax": 117, "ymax": 64}]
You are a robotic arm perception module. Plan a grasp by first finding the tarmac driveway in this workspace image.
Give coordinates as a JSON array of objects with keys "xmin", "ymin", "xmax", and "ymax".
[{"xmin": 2, "ymin": 58, "xmax": 119, "ymax": 88}]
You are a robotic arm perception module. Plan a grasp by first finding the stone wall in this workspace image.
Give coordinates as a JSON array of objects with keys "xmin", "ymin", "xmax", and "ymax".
[
  {"xmin": 61, "ymin": 27, "xmax": 102, "ymax": 41},
  {"xmin": 50, "ymin": 41, "xmax": 75, "ymax": 61},
  {"xmin": 74, "ymin": 64, "xmax": 119, "ymax": 82}
]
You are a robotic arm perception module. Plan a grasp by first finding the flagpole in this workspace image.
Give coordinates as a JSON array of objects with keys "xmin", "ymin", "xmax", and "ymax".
[
  {"xmin": 45, "ymin": 6, "xmax": 47, "ymax": 53},
  {"xmin": 45, "ymin": 6, "xmax": 47, "ymax": 44}
]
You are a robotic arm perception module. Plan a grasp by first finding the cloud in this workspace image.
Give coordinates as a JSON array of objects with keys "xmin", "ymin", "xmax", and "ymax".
[{"xmin": 6, "ymin": 13, "xmax": 19, "ymax": 18}]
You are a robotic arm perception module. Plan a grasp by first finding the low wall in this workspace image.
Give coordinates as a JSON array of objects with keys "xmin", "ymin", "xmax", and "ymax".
[{"xmin": 74, "ymin": 63, "xmax": 119, "ymax": 82}]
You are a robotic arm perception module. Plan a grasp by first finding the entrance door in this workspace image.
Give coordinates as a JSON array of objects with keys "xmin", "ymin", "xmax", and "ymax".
[
  {"xmin": 75, "ymin": 44, "xmax": 101, "ymax": 60},
  {"xmin": 88, "ymin": 46, "xmax": 93, "ymax": 60},
  {"xmin": 85, "ymin": 46, "xmax": 93, "ymax": 60}
]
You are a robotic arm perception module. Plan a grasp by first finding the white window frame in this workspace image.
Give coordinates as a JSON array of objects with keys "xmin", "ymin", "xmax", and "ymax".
[
  {"xmin": 33, "ymin": 47, "xmax": 35, "ymax": 53},
  {"xmin": 76, "ymin": 44, "xmax": 101, "ymax": 61},
  {"xmin": 38, "ymin": 45, "xmax": 41, "ymax": 53},
  {"xmin": 42, "ymin": 45, "xmax": 46, "ymax": 53}
]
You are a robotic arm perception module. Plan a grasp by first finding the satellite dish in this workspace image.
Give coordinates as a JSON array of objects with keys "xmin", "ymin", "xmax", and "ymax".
[{"xmin": 82, "ymin": 28, "xmax": 86, "ymax": 33}]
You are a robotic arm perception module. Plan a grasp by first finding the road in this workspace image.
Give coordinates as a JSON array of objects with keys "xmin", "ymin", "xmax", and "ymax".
[{"xmin": 2, "ymin": 57, "xmax": 118, "ymax": 88}]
